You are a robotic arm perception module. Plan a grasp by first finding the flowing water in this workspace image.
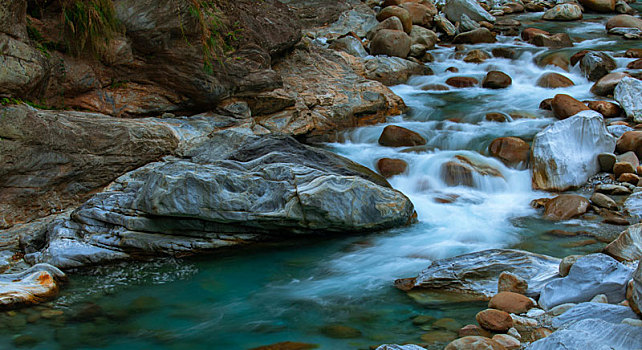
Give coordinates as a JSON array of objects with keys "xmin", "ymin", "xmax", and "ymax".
[{"xmin": 3, "ymin": 12, "xmax": 642, "ymax": 350}]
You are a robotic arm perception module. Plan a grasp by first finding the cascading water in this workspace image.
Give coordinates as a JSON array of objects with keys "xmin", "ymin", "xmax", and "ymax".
[{"xmin": 2, "ymin": 13, "xmax": 640, "ymax": 350}]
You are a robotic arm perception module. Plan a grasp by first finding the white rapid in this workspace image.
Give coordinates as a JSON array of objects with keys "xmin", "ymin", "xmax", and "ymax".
[{"xmin": 279, "ymin": 20, "xmax": 636, "ymax": 300}]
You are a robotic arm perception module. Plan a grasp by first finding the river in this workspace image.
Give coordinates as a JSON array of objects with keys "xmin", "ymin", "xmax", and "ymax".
[{"xmin": 1, "ymin": 10, "xmax": 640, "ymax": 350}]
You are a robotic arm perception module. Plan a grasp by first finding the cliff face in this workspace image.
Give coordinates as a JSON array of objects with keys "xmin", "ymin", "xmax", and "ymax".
[
  {"xmin": 1, "ymin": 0, "xmax": 301, "ymax": 116},
  {"xmin": 0, "ymin": 0, "xmax": 408, "ymax": 230}
]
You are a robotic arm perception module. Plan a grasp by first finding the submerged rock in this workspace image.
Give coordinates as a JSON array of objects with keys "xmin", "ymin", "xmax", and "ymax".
[
  {"xmin": 0, "ymin": 264, "xmax": 66, "ymax": 309},
  {"xmin": 538, "ymin": 254, "xmax": 633, "ymax": 310},
  {"xmin": 28, "ymin": 131, "xmax": 415, "ymax": 268},
  {"xmin": 376, "ymin": 345, "xmax": 426, "ymax": 350},
  {"xmin": 531, "ymin": 110, "xmax": 616, "ymax": 191},
  {"xmin": 395, "ymin": 249, "xmax": 560, "ymax": 300},
  {"xmin": 536, "ymin": 73, "xmax": 574, "ymax": 89}
]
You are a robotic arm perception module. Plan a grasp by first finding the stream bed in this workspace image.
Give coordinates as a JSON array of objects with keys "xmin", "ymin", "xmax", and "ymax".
[{"xmin": 1, "ymin": 11, "xmax": 641, "ymax": 350}]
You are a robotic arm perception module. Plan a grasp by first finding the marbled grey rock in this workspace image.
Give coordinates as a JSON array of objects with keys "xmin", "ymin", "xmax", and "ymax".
[{"xmin": 538, "ymin": 254, "xmax": 633, "ymax": 310}]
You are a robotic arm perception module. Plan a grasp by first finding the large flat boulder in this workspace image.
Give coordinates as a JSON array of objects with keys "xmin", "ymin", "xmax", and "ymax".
[
  {"xmin": 395, "ymin": 249, "xmax": 560, "ymax": 300},
  {"xmin": 27, "ymin": 130, "xmax": 415, "ymax": 268},
  {"xmin": 538, "ymin": 254, "xmax": 633, "ymax": 310},
  {"xmin": 531, "ymin": 110, "xmax": 616, "ymax": 191},
  {"xmin": 527, "ymin": 319, "xmax": 642, "ymax": 350},
  {"xmin": 551, "ymin": 302, "xmax": 639, "ymax": 328},
  {"xmin": 0, "ymin": 105, "xmax": 179, "ymax": 229}
]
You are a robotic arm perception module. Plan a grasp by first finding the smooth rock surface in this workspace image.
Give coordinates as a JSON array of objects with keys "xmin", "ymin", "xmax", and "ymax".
[
  {"xmin": 396, "ymin": 249, "xmax": 560, "ymax": 299},
  {"xmin": 629, "ymin": 262, "xmax": 641, "ymax": 315},
  {"xmin": 624, "ymin": 192, "xmax": 642, "ymax": 223},
  {"xmin": 28, "ymin": 131, "xmax": 415, "ymax": 268},
  {"xmin": 542, "ymin": 4, "xmax": 583, "ymax": 21},
  {"xmin": 531, "ymin": 110, "xmax": 616, "ymax": 191},
  {"xmin": 443, "ymin": 0, "xmax": 495, "ymax": 23},
  {"xmin": 580, "ymin": 52, "xmax": 616, "ymax": 82},
  {"xmin": 542, "ymin": 195, "xmax": 590, "ymax": 221},
  {"xmin": 614, "ymin": 77, "xmax": 642, "ymax": 123},
  {"xmin": 0, "ymin": 264, "xmax": 66, "ymax": 309},
  {"xmin": 605, "ymin": 224, "xmax": 642, "ymax": 261},
  {"xmin": 527, "ymin": 318, "xmax": 642, "ymax": 350},
  {"xmin": 538, "ymin": 253, "xmax": 633, "ymax": 310},
  {"xmin": 552, "ymin": 302, "xmax": 639, "ymax": 328}
]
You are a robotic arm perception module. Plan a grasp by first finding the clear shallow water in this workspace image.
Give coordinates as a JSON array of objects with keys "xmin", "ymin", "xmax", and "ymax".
[{"xmin": 1, "ymin": 15, "xmax": 638, "ymax": 350}]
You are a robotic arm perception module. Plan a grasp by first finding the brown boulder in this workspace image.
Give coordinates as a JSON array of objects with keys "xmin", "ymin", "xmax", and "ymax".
[
  {"xmin": 378, "ymin": 125, "xmax": 426, "ymax": 147},
  {"xmin": 458, "ymin": 324, "xmax": 493, "ymax": 338},
  {"xmin": 570, "ymin": 50, "xmax": 591, "ymax": 66},
  {"xmin": 377, "ymin": 158, "xmax": 409, "ymax": 178},
  {"xmin": 539, "ymin": 98, "xmax": 553, "ymax": 110},
  {"xmin": 486, "ymin": 113, "xmax": 510, "ymax": 122},
  {"xmin": 618, "ymin": 172, "xmax": 640, "ymax": 185},
  {"xmin": 445, "ymin": 336, "xmax": 507, "ymax": 350},
  {"xmin": 626, "ymin": 49, "xmax": 642, "ymax": 58},
  {"xmin": 421, "ymin": 84, "xmax": 450, "ymax": 91},
  {"xmin": 488, "ymin": 137, "xmax": 529, "ymax": 167},
  {"xmin": 464, "ymin": 49, "xmax": 492, "ymax": 63},
  {"xmin": 605, "ymin": 224, "xmax": 642, "ymax": 262},
  {"xmin": 538, "ymin": 52, "xmax": 570, "ymax": 71},
  {"xmin": 492, "ymin": 47, "xmax": 516, "ymax": 59},
  {"xmin": 591, "ymin": 72, "xmax": 630, "ymax": 97},
  {"xmin": 536, "ymin": 73, "xmax": 574, "ymax": 88},
  {"xmin": 498, "ymin": 271, "xmax": 528, "ymax": 294},
  {"xmin": 628, "ymin": 59, "xmax": 642, "ymax": 69},
  {"xmin": 377, "ymin": 6, "xmax": 413, "ymax": 34},
  {"xmin": 606, "ymin": 15, "xmax": 642, "ymax": 31},
  {"xmin": 530, "ymin": 33, "xmax": 574, "ymax": 49},
  {"xmin": 476, "ymin": 309, "xmax": 513, "ymax": 332},
  {"xmin": 482, "ymin": 71, "xmax": 512, "ymax": 89},
  {"xmin": 446, "ymin": 77, "xmax": 479, "ymax": 88},
  {"xmin": 616, "ymin": 131, "xmax": 642, "ymax": 159},
  {"xmin": 587, "ymin": 100, "xmax": 622, "ymax": 118},
  {"xmin": 521, "ymin": 27, "xmax": 550, "ymax": 41},
  {"xmin": 489, "ymin": 292, "xmax": 535, "ymax": 314},
  {"xmin": 453, "ymin": 28, "xmax": 497, "ymax": 44},
  {"xmin": 551, "ymin": 94, "xmax": 590, "ymax": 119},
  {"xmin": 370, "ymin": 29, "xmax": 412, "ymax": 58},
  {"xmin": 579, "ymin": 0, "xmax": 616, "ymax": 12},
  {"xmin": 543, "ymin": 194, "xmax": 590, "ymax": 220},
  {"xmin": 400, "ymin": 3, "xmax": 434, "ymax": 27}
]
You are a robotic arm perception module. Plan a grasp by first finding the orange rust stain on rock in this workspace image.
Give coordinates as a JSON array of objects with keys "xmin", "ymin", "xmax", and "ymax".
[{"xmin": 37, "ymin": 272, "xmax": 53, "ymax": 285}]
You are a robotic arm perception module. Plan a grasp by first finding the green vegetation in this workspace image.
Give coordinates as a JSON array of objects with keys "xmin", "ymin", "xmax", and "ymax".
[
  {"xmin": 26, "ymin": 19, "xmax": 54, "ymax": 58},
  {"xmin": 187, "ymin": 0, "xmax": 242, "ymax": 73},
  {"xmin": 60, "ymin": 0, "xmax": 122, "ymax": 57},
  {"xmin": 1, "ymin": 97, "xmax": 52, "ymax": 109}
]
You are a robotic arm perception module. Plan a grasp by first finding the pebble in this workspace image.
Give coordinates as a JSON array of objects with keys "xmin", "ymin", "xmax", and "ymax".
[{"xmin": 548, "ymin": 303, "xmax": 576, "ymax": 316}]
